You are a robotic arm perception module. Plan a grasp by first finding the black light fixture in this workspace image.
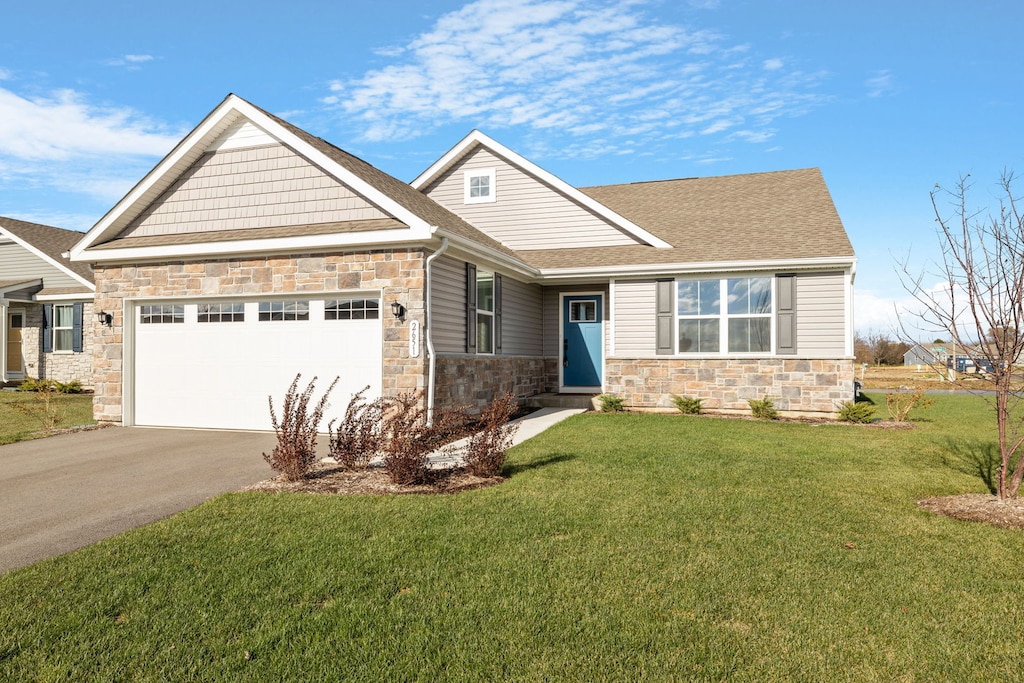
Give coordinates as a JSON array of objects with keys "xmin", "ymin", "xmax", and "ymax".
[
  {"xmin": 390, "ymin": 301, "xmax": 404, "ymax": 320},
  {"xmin": 95, "ymin": 310, "xmax": 112, "ymax": 326}
]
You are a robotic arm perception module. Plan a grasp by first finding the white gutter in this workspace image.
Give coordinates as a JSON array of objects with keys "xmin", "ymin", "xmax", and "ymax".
[
  {"xmin": 538, "ymin": 256, "xmax": 858, "ymax": 280},
  {"xmin": 424, "ymin": 235, "xmax": 450, "ymax": 425}
]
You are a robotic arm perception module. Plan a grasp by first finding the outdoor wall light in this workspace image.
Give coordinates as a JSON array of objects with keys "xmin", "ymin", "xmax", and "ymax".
[
  {"xmin": 96, "ymin": 311, "xmax": 112, "ymax": 326},
  {"xmin": 390, "ymin": 301, "xmax": 405, "ymax": 320}
]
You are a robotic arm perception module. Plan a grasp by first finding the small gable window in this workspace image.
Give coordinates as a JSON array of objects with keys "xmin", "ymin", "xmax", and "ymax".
[{"xmin": 464, "ymin": 169, "xmax": 496, "ymax": 204}]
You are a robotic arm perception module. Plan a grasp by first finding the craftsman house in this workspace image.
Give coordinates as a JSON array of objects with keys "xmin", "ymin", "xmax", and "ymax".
[
  {"xmin": 1, "ymin": 217, "xmax": 95, "ymax": 386},
  {"xmin": 70, "ymin": 94, "xmax": 856, "ymax": 430}
]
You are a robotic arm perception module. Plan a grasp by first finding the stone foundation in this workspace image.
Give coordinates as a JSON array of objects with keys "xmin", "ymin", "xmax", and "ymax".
[
  {"xmin": 604, "ymin": 357, "xmax": 856, "ymax": 416},
  {"xmin": 434, "ymin": 355, "xmax": 554, "ymax": 413}
]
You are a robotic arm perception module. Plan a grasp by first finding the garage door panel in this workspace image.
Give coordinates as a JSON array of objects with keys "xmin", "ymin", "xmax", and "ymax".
[{"xmin": 133, "ymin": 300, "xmax": 383, "ymax": 430}]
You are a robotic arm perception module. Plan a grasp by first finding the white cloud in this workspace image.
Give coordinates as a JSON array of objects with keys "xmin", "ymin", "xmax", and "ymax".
[
  {"xmin": 106, "ymin": 54, "xmax": 155, "ymax": 68},
  {"xmin": 0, "ymin": 86, "xmax": 179, "ymax": 203},
  {"xmin": 865, "ymin": 69, "xmax": 894, "ymax": 98},
  {"xmin": 0, "ymin": 68, "xmax": 11, "ymax": 81},
  {"xmin": 329, "ymin": 0, "xmax": 829, "ymax": 157}
]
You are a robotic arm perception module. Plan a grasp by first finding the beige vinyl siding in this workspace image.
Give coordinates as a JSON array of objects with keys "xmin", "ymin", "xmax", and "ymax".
[
  {"xmin": 795, "ymin": 271, "xmax": 847, "ymax": 356},
  {"xmin": 612, "ymin": 280, "xmax": 657, "ymax": 357},
  {"xmin": 501, "ymin": 277, "xmax": 543, "ymax": 356},
  {"xmin": 542, "ymin": 285, "xmax": 608, "ymax": 358},
  {"xmin": 424, "ymin": 147, "xmax": 640, "ymax": 251},
  {"xmin": 0, "ymin": 242, "xmax": 82, "ymax": 290},
  {"xmin": 429, "ymin": 254, "xmax": 466, "ymax": 354},
  {"xmin": 119, "ymin": 143, "xmax": 391, "ymax": 238}
]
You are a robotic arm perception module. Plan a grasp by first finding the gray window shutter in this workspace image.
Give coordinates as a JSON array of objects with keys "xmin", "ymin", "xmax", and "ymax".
[
  {"xmin": 776, "ymin": 274, "xmax": 797, "ymax": 355},
  {"xmin": 656, "ymin": 279, "xmax": 674, "ymax": 355},
  {"xmin": 494, "ymin": 273, "xmax": 503, "ymax": 353},
  {"xmin": 72, "ymin": 302, "xmax": 84, "ymax": 353},
  {"xmin": 466, "ymin": 262, "xmax": 477, "ymax": 353},
  {"xmin": 42, "ymin": 304, "xmax": 53, "ymax": 353}
]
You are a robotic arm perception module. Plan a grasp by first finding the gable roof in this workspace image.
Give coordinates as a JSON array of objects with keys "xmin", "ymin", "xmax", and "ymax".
[
  {"xmin": 411, "ymin": 130, "xmax": 672, "ymax": 250},
  {"xmin": 517, "ymin": 168, "xmax": 855, "ymax": 273},
  {"xmin": 0, "ymin": 216, "xmax": 94, "ymax": 288},
  {"xmin": 72, "ymin": 95, "xmax": 521, "ymax": 267}
]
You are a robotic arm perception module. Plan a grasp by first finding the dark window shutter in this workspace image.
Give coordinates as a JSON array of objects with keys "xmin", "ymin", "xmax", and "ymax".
[
  {"xmin": 72, "ymin": 303, "xmax": 84, "ymax": 353},
  {"xmin": 466, "ymin": 262, "xmax": 477, "ymax": 354},
  {"xmin": 42, "ymin": 304, "xmax": 53, "ymax": 353},
  {"xmin": 494, "ymin": 273, "xmax": 503, "ymax": 353},
  {"xmin": 776, "ymin": 274, "xmax": 797, "ymax": 355},
  {"xmin": 656, "ymin": 279, "xmax": 674, "ymax": 355}
]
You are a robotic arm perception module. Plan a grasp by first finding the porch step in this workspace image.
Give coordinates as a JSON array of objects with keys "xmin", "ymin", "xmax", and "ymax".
[{"xmin": 523, "ymin": 392, "xmax": 597, "ymax": 410}]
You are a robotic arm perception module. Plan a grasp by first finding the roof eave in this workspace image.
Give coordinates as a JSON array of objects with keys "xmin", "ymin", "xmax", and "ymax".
[{"xmin": 537, "ymin": 255, "xmax": 858, "ymax": 280}]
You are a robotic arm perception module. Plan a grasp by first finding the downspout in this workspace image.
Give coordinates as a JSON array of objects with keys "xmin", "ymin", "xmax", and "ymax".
[{"xmin": 424, "ymin": 236, "xmax": 450, "ymax": 426}]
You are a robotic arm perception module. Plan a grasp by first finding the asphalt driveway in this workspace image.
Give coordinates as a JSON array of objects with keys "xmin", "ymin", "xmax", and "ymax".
[{"xmin": 0, "ymin": 426, "xmax": 278, "ymax": 574}]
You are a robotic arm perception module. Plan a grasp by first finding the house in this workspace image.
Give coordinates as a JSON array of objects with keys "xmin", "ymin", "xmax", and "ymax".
[
  {"xmin": 1, "ymin": 217, "xmax": 95, "ymax": 386},
  {"xmin": 903, "ymin": 342, "xmax": 949, "ymax": 367},
  {"xmin": 69, "ymin": 94, "xmax": 856, "ymax": 430}
]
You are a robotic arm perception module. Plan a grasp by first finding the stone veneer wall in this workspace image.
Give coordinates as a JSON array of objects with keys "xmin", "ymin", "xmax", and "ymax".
[
  {"xmin": 434, "ymin": 355, "xmax": 555, "ymax": 413},
  {"xmin": 91, "ymin": 249, "xmax": 426, "ymax": 423},
  {"xmin": 604, "ymin": 358, "xmax": 856, "ymax": 416},
  {"xmin": 18, "ymin": 303, "xmax": 95, "ymax": 387}
]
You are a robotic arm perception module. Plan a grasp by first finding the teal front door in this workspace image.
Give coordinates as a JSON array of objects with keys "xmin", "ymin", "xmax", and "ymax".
[{"xmin": 562, "ymin": 294, "xmax": 603, "ymax": 389}]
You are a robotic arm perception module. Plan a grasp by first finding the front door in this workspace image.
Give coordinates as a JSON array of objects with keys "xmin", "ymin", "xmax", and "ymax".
[
  {"xmin": 561, "ymin": 294, "xmax": 603, "ymax": 391},
  {"xmin": 6, "ymin": 310, "xmax": 25, "ymax": 378}
]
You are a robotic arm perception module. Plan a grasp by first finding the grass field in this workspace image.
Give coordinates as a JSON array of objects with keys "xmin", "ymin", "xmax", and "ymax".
[
  {"xmin": 1, "ymin": 393, "xmax": 1022, "ymax": 681},
  {"xmin": 0, "ymin": 391, "xmax": 95, "ymax": 445}
]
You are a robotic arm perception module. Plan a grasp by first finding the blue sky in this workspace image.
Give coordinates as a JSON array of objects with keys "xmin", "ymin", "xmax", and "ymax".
[{"xmin": 1, "ymin": 0, "xmax": 1020, "ymax": 336}]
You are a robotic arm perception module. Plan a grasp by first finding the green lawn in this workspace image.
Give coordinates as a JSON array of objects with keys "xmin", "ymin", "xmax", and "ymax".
[
  {"xmin": 0, "ymin": 391, "xmax": 95, "ymax": 444},
  {"xmin": 2, "ymin": 393, "xmax": 1022, "ymax": 681}
]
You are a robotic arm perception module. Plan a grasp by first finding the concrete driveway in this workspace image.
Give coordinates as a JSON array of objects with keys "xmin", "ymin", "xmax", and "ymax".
[{"xmin": 0, "ymin": 426, "xmax": 278, "ymax": 574}]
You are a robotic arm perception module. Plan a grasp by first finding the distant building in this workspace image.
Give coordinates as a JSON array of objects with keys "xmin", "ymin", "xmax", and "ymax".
[{"xmin": 903, "ymin": 342, "xmax": 949, "ymax": 366}]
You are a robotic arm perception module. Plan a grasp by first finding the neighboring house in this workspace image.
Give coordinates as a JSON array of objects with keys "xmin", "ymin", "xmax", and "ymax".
[
  {"xmin": 1, "ymin": 217, "xmax": 95, "ymax": 386},
  {"xmin": 70, "ymin": 94, "xmax": 856, "ymax": 430},
  {"xmin": 903, "ymin": 342, "xmax": 950, "ymax": 366}
]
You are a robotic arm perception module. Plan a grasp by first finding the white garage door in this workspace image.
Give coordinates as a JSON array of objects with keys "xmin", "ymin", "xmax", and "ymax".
[{"xmin": 132, "ymin": 297, "xmax": 383, "ymax": 430}]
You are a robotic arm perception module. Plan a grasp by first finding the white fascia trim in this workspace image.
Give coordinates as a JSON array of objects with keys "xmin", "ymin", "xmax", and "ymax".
[
  {"xmin": 71, "ymin": 95, "xmax": 433, "ymax": 261},
  {"xmin": 34, "ymin": 292, "xmax": 95, "ymax": 302},
  {"xmin": 0, "ymin": 227, "xmax": 94, "ymax": 290},
  {"xmin": 432, "ymin": 227, "xmax": 539, "ymax": 279},
  {"xmin": 81, "ymin": 229, "xmax": 433, "ymax": 265},
  {"xmin": 412, "ymin": 130, "xmax": 673, "ymax": 249},
  {"xmin": 539, "ymin": 256, "xmax": 858, "ymax": 281}
]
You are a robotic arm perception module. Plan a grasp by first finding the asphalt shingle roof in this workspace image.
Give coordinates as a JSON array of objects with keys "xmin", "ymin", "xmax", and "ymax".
[
  {"xmin": 0, "ymin": 216, "xmax": 94, "ymax": 283},
  {"xmin": 517, "ymin": 168, "xmax": 854, "ymax": 270}
]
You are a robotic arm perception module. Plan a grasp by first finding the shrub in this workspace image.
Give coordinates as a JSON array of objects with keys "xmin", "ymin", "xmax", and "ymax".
[
  {"xmin": 17, "ymin": 378, "xmax": 82, "ymax": 394},
  {"xmin": 670, "ymin": 394, "xmax": 703, "ymax": 415},
  {"xmin": 464, "ymin": 392, "xmax": 521, "ymax": 477},
  {"xmin": 885, "ymin": 390, "xmax": 934, "ymax": 423},
  {"xmin": 748, "ymin": 397, "xmax": 778, "ymax": 420},
  {"xmin": 597, "ymin": 394, "xmax": 625, "ymax": 413},
  {"xmin": 327, "ymin": 386, "xmax": 388, "ymax": 470},
  {"xmin": 836, "ymin": 400, "xmax": 876, "ymax": 424},
  {"xmin": 56, "ymin": 379, "xmax": 83, "ymax": 394},
  {"xmin": 264, "ymin": 374, "xmax": 338, "ymax": 481},
  {"xmin": 11, "ymin": 382, "xmax": 66, "ymax": 432}
]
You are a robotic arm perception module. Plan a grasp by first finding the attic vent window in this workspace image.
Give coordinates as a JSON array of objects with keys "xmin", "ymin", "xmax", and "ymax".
[{"xmin": 464, "ymin": 169, "xmax": 496, "ymax": 204}]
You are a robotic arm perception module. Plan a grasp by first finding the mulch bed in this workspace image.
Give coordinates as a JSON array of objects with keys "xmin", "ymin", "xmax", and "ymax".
[
  {"xmin": 918, "ymin": 493, "xmax": 1024, "ymax": 529},
  {"xmin": 242, "ymin": 463, "xmax": 505, "ymax": 496}
]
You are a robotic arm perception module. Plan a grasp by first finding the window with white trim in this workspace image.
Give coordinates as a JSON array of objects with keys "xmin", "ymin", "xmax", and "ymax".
[
  {"xmin": 198, "ymin": 302, "xmax": 244, "ymax": 323},
  {"xmin": 325, "ymin": 298, "xmax": 380, "ymax": 320},
  {"xmin": 258, "ymin": 300, "xmax": 309, "ymax": 321},
  {"xmin": 140, "ymin": 304, "xmax": 184, "ymax": 325},
  {"xmin": 476, "ymin": 271, "xmax": 495, "ymax": 353},
  {"xmin": 677, "ymin": 277, "xmax": 772, "ymax": 354},
  {"xmin": 464, "ymin": 168, "xmax": 496, "ymax": 204},
  {"xmin": 53, "ymin": 304, "xmax": 74, "ymax": 351}
]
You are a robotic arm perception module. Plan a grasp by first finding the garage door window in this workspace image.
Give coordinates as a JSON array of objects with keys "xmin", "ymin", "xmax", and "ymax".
[
  {"xmin": 198, "ymin": 302, "xmax": 245, "ymax": 323},
  {"xmin": 259, "ymin": 300, "xmax": 309, "ymax": 321},
  {"xmin": 141, "ymin": 304, "xmax": 184, "ymax": 324},
  {"xmin": 325, "ymin": 299, "xmax": 380, "ymax": 320}
]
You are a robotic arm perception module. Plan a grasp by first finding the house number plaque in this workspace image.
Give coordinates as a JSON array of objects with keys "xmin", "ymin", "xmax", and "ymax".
[{"xmin": 408, "ymin": 319, "xmax": 420, "ymax": 358}]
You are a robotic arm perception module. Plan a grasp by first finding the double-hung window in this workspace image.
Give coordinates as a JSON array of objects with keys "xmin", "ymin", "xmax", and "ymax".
[
  {"xmin": 476, "ymin": 271, "xmax": 495, "ymax": 354},
  {"xmin": 52, "ymin": 304, "xmax": 74, "ymax": 352},
  {"xmin": 677, "ymin": 277, "xmax": 772, "ymax": 354}
]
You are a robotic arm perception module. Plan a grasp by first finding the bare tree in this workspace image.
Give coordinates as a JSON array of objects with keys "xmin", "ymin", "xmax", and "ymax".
[{"xmin": 900, "ymin": 171, "xmax": 1024, "ymax": 499}]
